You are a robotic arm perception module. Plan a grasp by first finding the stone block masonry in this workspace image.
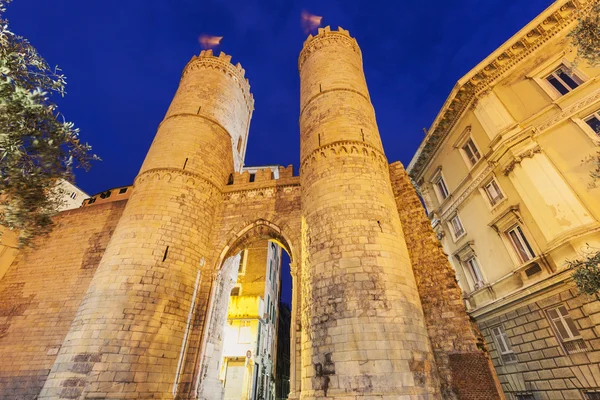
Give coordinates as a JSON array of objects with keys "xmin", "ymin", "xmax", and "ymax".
[
  {"xmin": 0, "ymin": 26, "xmax": 505, "ymax": 400},
  {"xmin": 0, "ymin": 201, "xmax": 126, "ymax": 400},
  {"xmin": 299, "ymin": 27, "xmax": 440, "ymax": 399},
  {"xmin": 389, "ymin": 162, "xmax": 504, "ymax": 400},
  {"xmin": 38, "ymin": 49, "xmax": 253, "ymax": 399},
  {"xmin": 479, "ymin": 279, "xmax": 600, "ymax": 400}
]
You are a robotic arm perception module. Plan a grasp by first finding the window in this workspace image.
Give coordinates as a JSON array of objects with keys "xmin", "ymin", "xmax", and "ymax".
[
  {"xmin": 546, "ymin": 305, "xmax": 587, "ymax": 354},
  {"xmin": 483, "ymin": 179, "xmax": 504, "ymax": 207},
  {"xmin": 584, "ymin": 391, "xmax": 600, "ymax": 400},
  {"xmin": 461, "ymin": 138, "xmax": 481, "ymax": 166},
  {"xmin": 515, "ymin": 394, "xmax": 535, "ymax": 400},
  {"xmin": 99, "ymin": 190, "xmax": 111, "ymax": 199},
  {"xmin": 432, "ymin": 172, "xmax": 449, "ymax": 202},
  {"xmin": 238, "ymin": 320, "xmax": 251, "ymax": 343},
  {"xmin": 545, "ymin": 65, "xmax": 582, "ymax": 95},
  {"xmin": 238, "ymin": 250, "xmax": 246, "ymax": 274},
  {"xmin": 230, "ymin": 287, "xmax": 240, "ymax": 296},
  {"xmin": 490, "ymin": 325, "xmax": 517, "ymax": 364},
  {"xmin": 249, "ymin": 173, "xmax": 256, "ymax": 183},
  {"xmin": 88, "ymin": 197, "xmax": 96, "ymax": 204},
  {"xmin": 237, "ymin": 137, "xmax": 243, "ymax": 153},
  {"xmin": 269, "ymin": 260, "xmax": 273, "ymax": 282},
  {"xmin": 449, "ymin": 215, "xmax": 465, "ymax": 239},
  {"xmin": 69, "ymin": 192, "xmax": 77, "ymax": 200},
  {"xmin": 267, "ymin": 295, "xmax": 270, "ymax": 319},
  {"xmin": 465, "ymin": 256, "xmax": 485, "ymax": 290},
  {"xmin": 584, "ymin": 109, "xmax": 600, "ymax": 136},
  {"xmin": 507, "ymin": 225, "xmax": 535, "ymax": 263}
]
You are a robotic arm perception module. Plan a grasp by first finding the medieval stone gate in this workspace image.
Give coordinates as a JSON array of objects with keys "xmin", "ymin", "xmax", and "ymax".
[{"xmin": 0, "ymin": 27, "xmax": 503, "ymax": 400}]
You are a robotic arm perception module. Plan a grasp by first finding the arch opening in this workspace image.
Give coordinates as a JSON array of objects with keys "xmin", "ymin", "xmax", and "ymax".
[{"xmin": 197, "ymin": 221, "xmax": 295, "ymax": 400}]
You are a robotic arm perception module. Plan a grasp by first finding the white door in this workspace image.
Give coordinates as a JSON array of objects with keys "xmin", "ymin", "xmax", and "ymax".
[{"xmin": 224, "ymin": 361, "xmax": 246, "ymax": 400}]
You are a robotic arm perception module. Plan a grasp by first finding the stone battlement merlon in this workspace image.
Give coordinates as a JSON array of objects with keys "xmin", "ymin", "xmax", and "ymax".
[
  {"xmin": 298, "ymin": 26, "xmax": 361, "ymax": 71},
  {"xmin": 181, "ymin": 49, "xmax": 255, "ymax": 112}
]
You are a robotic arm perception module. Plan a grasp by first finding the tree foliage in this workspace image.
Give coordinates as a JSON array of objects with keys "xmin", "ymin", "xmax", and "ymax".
[
  {"xmin": 0, "ymin": 0, "xmax": 98, "ymax": 246},
  {"xmin": 570, "ymin": 3, "xmax": 600, "ymax": 187},
  {"xmin": 570, "ymin": 2, "xmax": 600, "ymax": 67},
  {"xmin": 570, "ymin": 248, "xmax": 600, "ymax": 300}
]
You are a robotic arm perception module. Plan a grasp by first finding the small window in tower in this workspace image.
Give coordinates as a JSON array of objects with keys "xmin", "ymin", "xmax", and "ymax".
[
  {"xmin": 249, "ymin": 173, "xmax": 256, "ymax": 183},
  {"xmin": 237, "ymin": 138, "xmax": 243, "ymax": 153},
  {"xmin": 227, "ymin": 174, "xmax": 234, "ymax": 185},
  {"xmin": 99, "ymin": 191, "xmax": 111, "ymax": 199},
  {"xmin": 230, "ymin": 287, "xmax": 240, "ymax": 296},
  {"xmin": 119, "ymin": 188, "xmax": 127, "ymax": 194}
]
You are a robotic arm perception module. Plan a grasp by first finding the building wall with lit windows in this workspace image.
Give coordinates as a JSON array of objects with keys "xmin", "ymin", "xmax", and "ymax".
[
  {"xmin": 221, "ymin": 239, "xmax": 282, "ymax": 400},
  {"xmin": 408, "ymin": 1, "xmax": 600, "ymax": 399}
]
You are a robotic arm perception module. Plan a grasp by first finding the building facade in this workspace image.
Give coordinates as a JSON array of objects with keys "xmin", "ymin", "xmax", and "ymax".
[
  {"xmin": 408, "ymin": 1, "xmax": 600, "ymax": 399},
  {"xmin": 221, "ymin": 239, "xmax": 283, "ymax": 400}
]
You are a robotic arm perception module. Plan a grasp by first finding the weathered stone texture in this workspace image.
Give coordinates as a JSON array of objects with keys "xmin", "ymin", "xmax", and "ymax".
[
  {"xmin": 299, "ymin": 27, "xmax": 440, "ymax": 399},
  {"xmin": 389, "ymin": 161, "xmax": 503, "ymax": 400},
  {"xmin": 39, "ymin": 50, "xmax": 252, "ymax": 399},
  {"xmin": 0, "ymin": 201, "xmax": 125, "ymax": 400}
]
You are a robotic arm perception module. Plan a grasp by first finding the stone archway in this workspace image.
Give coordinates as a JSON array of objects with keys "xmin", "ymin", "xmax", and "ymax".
[{"xmin": 196, "ymin": 219, "xmax": 301, "ymax": 400}]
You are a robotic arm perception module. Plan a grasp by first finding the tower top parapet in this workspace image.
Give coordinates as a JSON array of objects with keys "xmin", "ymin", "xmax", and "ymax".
[
  {"xmin": 299, "ymin": 26, "xmax": 361, "ymax": 70},
  {"xmin": 182, "ymin": 50, "xmax": 254, "ymax": 111}
]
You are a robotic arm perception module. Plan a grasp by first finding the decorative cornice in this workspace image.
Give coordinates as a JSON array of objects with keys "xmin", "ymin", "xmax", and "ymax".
[
  {"xmin": 181, "ymin": 50, "xmax": 254, "ymax": 112},
  {"xmin": 502, "ymin": 145, "xmax": 542, "ymax": 175},
  {"xmin": 408, "ymin": 0, "xmax": 587, "ymax": 180},
  {"xmin": 537, "ymin": 86, "xmax": 600, "ymax": 131},
  {"xmin": 439, "ymin": 164, "xmax": 494, "ymax": 222},
  {"xmin": 134, "ymin": 167, "xmax": 221, "ymax": 193},
  {"xmin": 299, "ymin": 26, "xmax": 360, "ymax": 71},
  {"xmin": 299, "ymin": 140, "xmax": 388, "ymax": 173}
]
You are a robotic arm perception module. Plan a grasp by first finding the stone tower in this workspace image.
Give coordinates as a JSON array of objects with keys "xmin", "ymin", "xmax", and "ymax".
[
  {"xmin": 298, "ymin": 27, "xmax": 440, "ymax": 398},
  {"xmin": 39, "ymin": 50, "xmax": 253, "ymax": 399}
]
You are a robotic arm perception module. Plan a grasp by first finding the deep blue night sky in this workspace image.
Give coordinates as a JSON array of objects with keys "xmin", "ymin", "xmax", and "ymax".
[
  {"xmin": 6, "ymin": 0, "xmax": 553, "ymax": 305},
  {"xmin": 7, "ymin": 0, "xmax": 553, "ymax": 195}
]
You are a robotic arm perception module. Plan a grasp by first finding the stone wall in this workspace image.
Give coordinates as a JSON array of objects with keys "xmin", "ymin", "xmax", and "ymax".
[
  {"xmin": 389, "ymin": 161, "xmax": 504, "ymax": 400},
  {"xmin": 0, "ymin": 201, "xmax": 126, "ymax": 400},
  {"xmin": 298, "ymin": 27, "xmax": 440, "ymax": 398},
  {"xmin": 479, "ymin": 276, "xmax": 600, "ymax": 400}
]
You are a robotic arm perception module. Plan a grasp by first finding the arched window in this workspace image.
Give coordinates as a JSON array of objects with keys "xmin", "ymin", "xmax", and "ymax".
[{"xmin": 227, "ymin": 174, "xmax": 234, "ymax": 185}]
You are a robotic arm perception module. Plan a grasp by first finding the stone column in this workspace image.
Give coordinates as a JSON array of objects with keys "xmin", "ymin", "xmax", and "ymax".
[
  {"xmin": 298, "ymin": 26, "xmax": 440, "ymax": 399},
  {"xmin": 40, "ymin": 50, "xmax": 253, "ymax": 399}
]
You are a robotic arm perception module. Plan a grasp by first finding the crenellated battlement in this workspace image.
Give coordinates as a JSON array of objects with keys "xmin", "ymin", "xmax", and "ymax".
[
  {"xmin": 299, "ymin": 26, "xmax": 360, "ymax": 70},
  {"xmin": 182, "ymin": 50, "xmax": 254, "ymax": 111},
  {"xmin": 223, "ymin": 165, "xmax": 299, "ymax": 193}
]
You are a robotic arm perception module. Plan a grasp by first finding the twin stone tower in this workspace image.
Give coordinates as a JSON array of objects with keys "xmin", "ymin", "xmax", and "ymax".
[{"xmin": 38, "ymin": 27, "xmax": 502, "ymax": 399}]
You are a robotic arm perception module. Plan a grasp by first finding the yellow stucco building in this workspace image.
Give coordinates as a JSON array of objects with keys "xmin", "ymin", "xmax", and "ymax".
[{"xmin": 409, "ymin": 1, "xmax": 600, "ymax": 399}]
